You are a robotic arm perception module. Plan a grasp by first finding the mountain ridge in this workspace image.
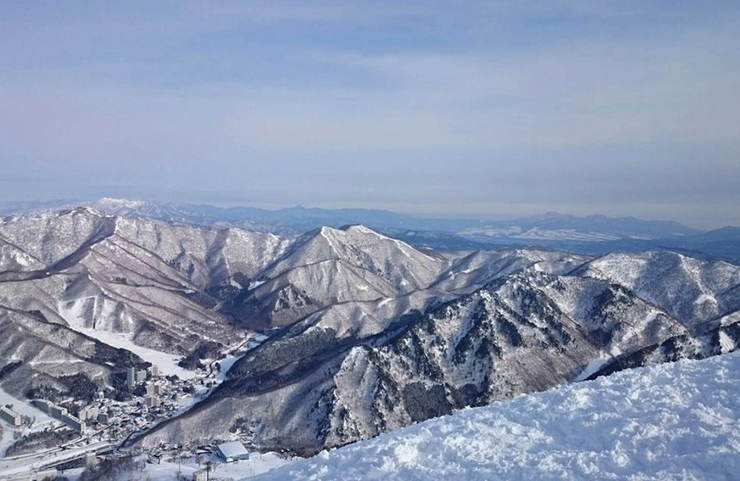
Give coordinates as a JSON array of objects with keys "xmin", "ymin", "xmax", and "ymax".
[
  {"xmin": 0, "ymin": 197, "xmax": 706, "ymax": 237},
  {"xmin": 0, "ymin": 206, "xmax": 739, "ymax": 461}
]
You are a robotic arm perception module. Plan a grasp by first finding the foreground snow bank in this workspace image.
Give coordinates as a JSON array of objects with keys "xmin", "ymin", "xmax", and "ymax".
[{"xmin": 251, "ymin": 352, "xmax": 740, "ymax": 481}]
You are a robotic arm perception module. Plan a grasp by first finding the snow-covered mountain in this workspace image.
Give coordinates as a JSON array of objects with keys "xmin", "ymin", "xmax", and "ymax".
[
  {"xmin": 0, "ymin": 306, "xmax": 143, "ymax": 400},
  {"xmin": 0, "ymin": 208, "xmax": 284, "ymax": 353},
  {"xmin": 0, "ymin": 208, "xmax": 285, "ymax": 399},
  {"xmin": 1, "ymin": 205, "xmax": 739, "ymax": 461},
  {"xmin": 227, "ymin": 225, "xmax": 449, "ymax": 329},
  {"xmin": 0, "ymin": 208, "xmax": 585, "ymax": 399},
  {"xmin": 135, "ymin": 243, "xmax": 740, "ymax": 454},
  {"xmin": 1, "ymin": 198, "xmax": 706, "ymax": 246},
  {"xmin": 575, "ymin": 251, "xmax": 740, "ymax": 330},
  {"xmin": 12, "ymin": 197, "xmax": 740, "ymax": 264},
  {"xmin": 248, "ymin": 351, "xmax": 740, "ymax": 481},
  {"xmin": 138, "ymin": 266, "xmax": 694, "ymax": 454}
]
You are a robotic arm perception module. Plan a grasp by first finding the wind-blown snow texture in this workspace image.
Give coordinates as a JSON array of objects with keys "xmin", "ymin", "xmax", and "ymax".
[{"xmin": 251, "ymin": 351, "xmax": 740, "ymax": 481}]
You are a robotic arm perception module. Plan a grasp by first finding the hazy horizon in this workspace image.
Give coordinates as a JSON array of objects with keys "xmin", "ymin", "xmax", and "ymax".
[
  {"xmin": 2, "ymin": 1, "xmax": 739, "ymax": 229},
  {"xmin": 1, "ymin": 195, "xmax": 733, "ymax": 231}
]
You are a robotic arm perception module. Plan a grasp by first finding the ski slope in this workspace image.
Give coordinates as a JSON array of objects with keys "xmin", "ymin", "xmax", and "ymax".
[{"xmin": 250, "ymin": 352, "xmax": 740, "ymax": 481}]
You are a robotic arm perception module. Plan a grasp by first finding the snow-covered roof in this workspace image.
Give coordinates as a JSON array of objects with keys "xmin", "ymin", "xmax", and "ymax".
[{"xmin": 216, "ymin": 441, "xmax": 249, "ymax": 461}]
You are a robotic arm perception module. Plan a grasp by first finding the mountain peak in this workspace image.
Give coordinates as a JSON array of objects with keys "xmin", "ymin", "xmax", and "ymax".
[
  {"xmin": 339, "ymin": 224, "xmax": 376, "ymax": 234},
  {"xmin": 57, "ymin": 205, "xmax": 104, "ymax": 218},
  {"xmin": 95, "ymin": 197, "xmax": 147, "ymax": 208}
]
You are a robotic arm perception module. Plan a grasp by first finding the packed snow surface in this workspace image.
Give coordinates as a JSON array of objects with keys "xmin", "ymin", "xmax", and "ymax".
[
  {"xmin": 251, "ymin": 352, "xmax": 740, "ymax": 481},
  {"xmin": 58, "ymin": 299, "xmax": 196, "ymax": 379}
]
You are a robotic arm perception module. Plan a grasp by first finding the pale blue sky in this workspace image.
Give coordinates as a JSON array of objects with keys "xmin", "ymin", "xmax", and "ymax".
[{"xmin": 1, "ymin": 1, "xmax": 739, "ymax": 228}]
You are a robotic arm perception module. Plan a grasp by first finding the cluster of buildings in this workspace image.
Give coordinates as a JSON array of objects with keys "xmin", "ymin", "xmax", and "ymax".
[
  {"xmin": 29, "ymin": 365, "xmax": 171, "ymax": 436},
  {"xmin": 145, "ymin": 381, "xmax": 163, "ymax": 408},
  {"xmin": 0, "ymin": 404, "xmax": 22, "ymax": 427},
  {"xmin": 10, "ymin": 359, "xmax": 238, "ymax": 480},
  {"xmin": 4, "ymin": 359, "xmax": 241, "ymax": 481},
  {"xmin": 32, "ymin": 399, "xmax": 87, "ymax": 433},
  {"xmin": 126, "ymin": 365, "xmax": 166, "ymax": 409},
  {"xmin": 73, "ymin": 367, "xmax": 202, "ymax": 439},
  {"xmin": 127, "ymin": 365, "xmax": 151, "ymax": 389}
]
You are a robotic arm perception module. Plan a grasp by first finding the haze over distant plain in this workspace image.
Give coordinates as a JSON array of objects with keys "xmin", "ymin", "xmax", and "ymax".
[{"xmin": 1, "ymin": 1, "xmax": 739, "ymax": 229}]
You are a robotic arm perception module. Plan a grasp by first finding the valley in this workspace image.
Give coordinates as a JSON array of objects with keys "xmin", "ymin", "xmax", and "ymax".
[{"xmin": 0, "ymin": 204, "xmax": 739, "ymax": 479}]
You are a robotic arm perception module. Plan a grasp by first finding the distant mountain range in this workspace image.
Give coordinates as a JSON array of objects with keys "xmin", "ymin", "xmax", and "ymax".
[{"xmin": 2, "ymin": 198, "xmax": 739, "ymax": 262}]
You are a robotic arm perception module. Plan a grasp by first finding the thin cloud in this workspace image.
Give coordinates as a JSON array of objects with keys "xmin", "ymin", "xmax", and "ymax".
[{"xmin": 0, "ymin": 1, "xmax": 738, "ymax": 228}]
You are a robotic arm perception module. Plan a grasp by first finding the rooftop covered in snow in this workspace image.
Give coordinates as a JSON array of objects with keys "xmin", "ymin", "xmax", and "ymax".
[{"xmin": 216, "ymin": 441, "xmax": 250, "ymax": 463}]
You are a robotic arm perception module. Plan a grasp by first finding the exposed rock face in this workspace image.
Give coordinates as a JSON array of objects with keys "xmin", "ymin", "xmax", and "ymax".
[
  {"xmin": 588, "ymin": 317, "xmax": 740, "ymax": 380},
  {"xmin": 138, "ymin": 270, "xmax": 698, "ymax": 455}
]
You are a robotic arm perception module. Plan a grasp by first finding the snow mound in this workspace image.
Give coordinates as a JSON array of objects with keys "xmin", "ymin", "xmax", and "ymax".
[{"xmin": 250, "ymin": 352, "xmax": 740, "ymax": 481}]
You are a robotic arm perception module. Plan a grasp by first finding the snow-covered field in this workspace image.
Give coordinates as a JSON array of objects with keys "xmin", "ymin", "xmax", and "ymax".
[
  {"xmin": 250, "ymin": 352, "xmax": 740, "ymax": 481},
  {"xmin": 58, "ymin": 299, "xmax": 197, "ymax": 379}
]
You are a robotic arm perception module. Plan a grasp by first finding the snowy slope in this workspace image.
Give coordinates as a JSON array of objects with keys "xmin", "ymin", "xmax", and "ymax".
[
  {"xmin": 140, "ymin": 269, "xmax": 687, "ymax": 455},
  {"xmin": 0, "ymin": 306, "xmax": 142, "ymax": 399},
  {"xmin": 579, "ymin": 251, "xmax": 740, "ymax": 330},
  {"xmin": 0, "ymin": 209, "xmax": 286, "ymax": 357},
  {"xmin": 0, "ymin": 208, "xmax": 596, "ymax": 427},
  {"xmin": 3, "ymin": 206, "xmax": 739, "ymax": 462},
  {"xmin": 231, "ymin": 225, "xmax": 449, "ymax": 328},
  {"xmin": 250, "ymin": 351, "xmax": 740, "ymax": 481}
]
